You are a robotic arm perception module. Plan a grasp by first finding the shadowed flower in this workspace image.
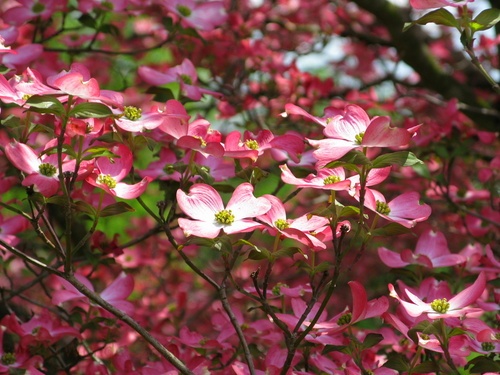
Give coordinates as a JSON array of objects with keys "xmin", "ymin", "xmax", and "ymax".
[
  {"xmin": 389, "ymin": 272, "xmax": 486, "ymax": 319},
  {"xmin": 378, "ymin": 229, "xmax": 466, "ymax": 268}
]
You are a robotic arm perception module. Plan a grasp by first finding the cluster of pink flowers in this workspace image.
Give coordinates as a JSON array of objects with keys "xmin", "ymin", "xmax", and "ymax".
[{"xmin": 0, "ymin": 0, "xmax": 497, "ymax": 374}]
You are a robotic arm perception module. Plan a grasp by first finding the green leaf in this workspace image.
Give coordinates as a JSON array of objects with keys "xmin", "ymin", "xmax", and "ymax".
[
  {"xmin": 146, "ymin": 86, "xmax": 177, "ymax": 102},
  {"xmin": 99, "ymin": 202, "xmax": 135, "ymax": 217},
  {"xmin": 403, "ymin": 8, "xmax": 460, "ymax": 31},
  {"xmin": 26, "ymin": 95, "xmax": 65, "ymax": 116},
  {"xmin": 273, "ymin": 247, "xmax": 300, "ymax": 260},
  {"xmin": 79, "ymin": 13, "xmax": 97, "ymax": 28},
  {"xmin": 412, "ymin": 362, "xmax": 440, "ymax": 373},
  {"xmin": 325, "ymin": 150, "xmax": 371, "ymax": 168},
  {"xmin": 69, "ymin": 103, "xmax": 113, "ymax": 119},
  {"xmin": 371, "ymin": 151, "xmax": 423, "ymax": 168},
  {"xmin": 371, "ymin": 222, "xmax": 412, "ymax": 237},
  {"xmin": 361, "ymin": 333, "xmax": 384, "ymax": 349},
  {"xmin": 247, "ymin": 248, "xmax": 272, "ymax": 260},
  {"xmin": 466, "ymin": 356, "xmax": 500, "ymax": 373},
  {"xmin": 471, "ymin": 8, "xmax": 500, "ymax": 32},
  {"xmin": 40, "ymin": 144, "xmax": 78, "ymax": 159},
  {"xmin": 322, "ymin": 345, "xmax": 348, "ymax": 355},
  {"xmin": 82, "ymin": 146, "xmax": 119, "ymax": 160},
  {"xmin": 47, "ymin": 196, "xmax": 68, "ymax": 207},
  {"xmin": 212, "ymin": 236, "xmax": 233, "ymax": 254},
  {"xmin": 383, "ymin": 353, "xmax": 410, "ymax": 372},
  {"xmin": 338, "ymin": 205, "xmax": 360, "ymax": 218},
  {"xmin": 73, "ymin": 200, "xmax": 97, "ymax": 217}
]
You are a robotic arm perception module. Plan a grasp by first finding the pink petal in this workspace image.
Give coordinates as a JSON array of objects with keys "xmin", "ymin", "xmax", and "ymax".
[
  {"xmin": 308, "ymin": 138, "xmax": 356, "ymax": 162},
  {"xmin": 388, "ymin": 192, "xmax": 432, "ymax": 221},
  {"xmin": 378, "ymin": 247, "xmax": 409, "ymax": 268},
  {"xmin": 324, "ymin": 104, "xmax": 370, "ymax": 140},
  {"xmin": 178, "ymin": 217, "xmax": 221, "ymax": 238},
  {"xmin": 449, "ymin": 272, "xmax": 486, "ymax": 310},
  {"xmin": 362, "ymin": 116, "xmax": 412, "ymax": 147},
  {"xmin": 223, "ymin": 219, "xmax": 265, "ymax": 235},
  {"xmin": 101, "ymin": 273, "xmax": 134, "ymax": 302},
  {"xmin": 52, "ymin": 72, "xmax": 100, "ymax": 99},
  {"xmin": 138, "ymin": 66, "xmax": 176, "ymax": 85},
  {"xmin": 348, "ymin": 281, "xmax": 368, "ymax": 323},
  {"xmin": 4, "ymin": 142, "xmax": 40, "ymax": 173},
  {"xmin": 283, "ymin": 103, "xmax": 327, "ymax": 127},
  {"xmin": 112, "ymin": 177, "xmax": 152, "ymax": 199},
  {"xmin": 176, "ymin": 184, "xmax": 224, "ymax": 221},
  {"xmin": 226, "ymin": 183, "xmax": 271, "ymax": 220}
]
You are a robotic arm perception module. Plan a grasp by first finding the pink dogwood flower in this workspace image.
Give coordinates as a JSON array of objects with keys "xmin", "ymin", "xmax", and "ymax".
[
  {"xmin": 280, "ymin": 164, "xmax": 351, "ymax": 191},
  {"xmin": 223, "ymin": 130, "xmax": 304, "ymax": 163},
  {"xmin": 360, "ymin": 188, "xmax": 431, "ymax": 228},
  {"xmin": 86, "ymin": 143, "xmax": 152, "ymax": 199},
  {"xmin": 4, "ymin": 141, "xmax": 73, "ymax": 197},
  {"xmin": 161, "ymin": 0, "xmax": 227, "ymax": 32},
  {"xmin": 388, "ymin": 272, "xmax": 486, "ymax": 319},
  {"xmin": 52, "ymin": 272, "xmax": 135, "ymax": 315},
  {"xmin": 312, "ymin": 281, "xmax": 389, "ymax": 335},
  {"xmin": 176, "ymin": 183, "xmax": 271, "ymax": 238},
  {"xmin": 0, "ymin": 329, "xmax": 44, "ymax": 375},
  {"xmin": 306, "ymin": 104, "xmax": 419, "ymax": 162},
  {"xmin": 257, "ymin": 194, "xmax": 329, "ymax": 250},
  {"xmin": 378, "ymin": 229, "xmax": 466, "ymax": 268},
  {"xmin": 139, "ymin": 59, "xmax": 222, "ymax": 100},
  {"xmin": 409, "ymin": 0, "xmax": 474, "ymax": 10}
]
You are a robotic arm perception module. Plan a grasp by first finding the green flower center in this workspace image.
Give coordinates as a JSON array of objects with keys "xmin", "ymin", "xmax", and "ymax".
[
  {"xmin": 32, "ymin": 2, "xmax": 45, "ymax": 13},
  {"xmin": 214, "ymin": 209, "xmax": 234, "ymax": 225},
  {"xmin": 481, "ymin": 342, "xmax": 494, "ymax": 351},
  {"xmin": 180, "ymin": 74, "xmax": 193, "ymax": 85},
  {"xmin": 430, "ymin": 298, "xmax": 450, "ymax": 314},
  {"xmin": 420, "ymin": 333, "xmax": 430, "ymax": 340},
  {"xmin": 354, "ymin": 132, "xmax": 365, "ymax": 145},
  {"xmin": 39, "ymin": 163, "xmax": 57, "ymax": 177},
  {"xmin": 272, "ymin": 282, "xmax": 288, "ymax": 296},
  {"xmin": 245, "ymin": 140, "xmax": 259, "ymax": 150},
  {"xmin": 164, "ymin": 164, "xmax": 175, "ymax": 175},
  {"xmin": 337, "ymin": 312, "xmax": 352, "ymax": 325},
  {"xmin": 323, "ymin": 175, "xmax": 341, "ymax": 185},
  {"xmin": 375, "ymin": 200, "xmax": 391, "ymax": 215},
  {"xmin": 176, "ymin": 4, "xmax": 192, "ymax": 17},
  {"xmin": 274, "ymin": 218, "xmax": 290, "ymax": 230},
  {"xmin": 97, "ymin": 174, "xmax": 117, "ymax": 189},
  {"xmin": 123, "ymin": 106, "xmax": 142, "ymax": 121},
  {"xmin": 1, "ymin": 352, "xmax": 16, "ymax": 365}
]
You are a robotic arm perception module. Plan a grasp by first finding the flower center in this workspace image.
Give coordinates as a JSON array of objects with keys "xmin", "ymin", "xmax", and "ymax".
[
  {"xmin": 375, "ymin": 201, "xmax": 391, "ymax": 215},
  {"xmin": 337, "ymin": 312, "xmax": 352, "ymax": 325},
  {"xmin": 274, "ymin": 218, "xmax": 290, "ymax": 230},
  {"xmin": 214, "ymin": 209, "xmax": 234, "ymax": 225},
  {"xmin": 354, "ymin": 132, "xmax": 365, "ymax": 145},
  {"xmin": 323, "ymin": 175, "xmax": 341, "ymax": 185},
  {"xmin": 420, "ymin": 333, "xmax": 430, "ymax": 340},
  {"xmin": 176, "ymin": 4, "xmax": 192, "ymax": 17},
  {"xmin": 481, "ymin": 342, "xmax": 494, "ymax": 351},
  {"xmin": 164, "ymin": 164, "xmax": 175, "ymax": 175},
  {"xmin": 123, "ymin": 106, "xmax": 142, "ymax": 121},
  {"xmin": 1, "ymin": 352, "xmax": 16, "ymax": 365},
  {"xmin": 32, "ymin": 2, "xmax": 45, "ymax": 14},
  {"xmin": 245, "ymin": 139, "xmax": 259, "ymax": 150},
  {"xmin": 180, "ymin": 74, "xmax": 193, "ymax": 85},
  {"xmin": 430, "ymin": 298, "xmax": 450, "ymax": 314},
  {"xmin": 97, "ymin": 174, "xmax": 117, "ymax": 189},
  {"xmin": 39, "ymin": 163, "xmax": 57, "ymax": 177}
]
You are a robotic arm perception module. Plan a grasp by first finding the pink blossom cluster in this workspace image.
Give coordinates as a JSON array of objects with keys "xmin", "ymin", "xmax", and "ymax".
[{"xmin": 0, "ymin": 0, "xmax": 498, "ymax": 374}]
